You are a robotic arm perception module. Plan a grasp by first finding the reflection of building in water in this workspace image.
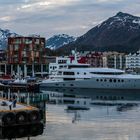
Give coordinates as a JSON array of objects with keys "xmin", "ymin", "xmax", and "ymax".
[
  {"xmin": 45, "ymin": 87, "xmax": 140, "ymax": 103},
  {"xmin": 46, "ymin": 91, "xmax": 91, "ymax": 110}
]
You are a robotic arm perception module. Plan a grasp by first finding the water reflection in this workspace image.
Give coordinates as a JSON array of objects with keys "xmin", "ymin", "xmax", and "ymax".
[
  {"xmin": 45, "ymin": 87, "xmax": 140, "ymax": 101},
  {"xmin": 0, "ymin": 123, "xmax": 44, "ymax": 139},
  {"xmin": 2, "ymin": 87, "xmax": 140, "ymax": 140}
]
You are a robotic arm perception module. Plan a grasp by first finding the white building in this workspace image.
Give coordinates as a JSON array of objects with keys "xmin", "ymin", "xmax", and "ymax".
[{"xmin": 126, "ymin": 50, "xmax": 140, "ymax": 69}]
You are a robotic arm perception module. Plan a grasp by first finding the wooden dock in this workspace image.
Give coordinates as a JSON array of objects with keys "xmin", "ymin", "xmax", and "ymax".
[{"xmin": 0, "ymin": 98, "xmax": 43, "ymax": 127}]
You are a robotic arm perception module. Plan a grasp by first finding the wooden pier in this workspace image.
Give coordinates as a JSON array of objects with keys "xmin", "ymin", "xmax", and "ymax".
[
  {"xmin": 0, "ymin": 82, "xmax": 48, "ymax": 139},
  {"xmin": 0, "ymin": 98, "xmax": 43, "ymax": 127}
]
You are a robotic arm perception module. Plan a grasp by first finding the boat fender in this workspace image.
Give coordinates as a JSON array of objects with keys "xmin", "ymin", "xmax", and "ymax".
[
  {"xmin": 16, "ymin": 111, "xmax": 28, "ymax": 124},
  {"xmin": 2, "ymin": 112, "xmax": 15, "ymax": 126},
  {"xmin": 28, "ymin": 110, "xmax": 40, "ymax": 122}
]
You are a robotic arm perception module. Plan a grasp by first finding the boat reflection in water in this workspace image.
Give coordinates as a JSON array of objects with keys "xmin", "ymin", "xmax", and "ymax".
[
  {"xmin": 43, "ymin": 87, "xmax": 140, "ymax": 113},
  {"xmin": 0, "ymin": 123, "xmax": 44, "ymax": 139},
  {"xmin": 45, "ymin": 87, "xmax": 140, "ymax": 101}
]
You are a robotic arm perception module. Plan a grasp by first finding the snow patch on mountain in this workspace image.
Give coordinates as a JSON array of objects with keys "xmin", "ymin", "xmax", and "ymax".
[{"xmin": 133, "ymin": 19, "xmax": 140, "ymax": 25}]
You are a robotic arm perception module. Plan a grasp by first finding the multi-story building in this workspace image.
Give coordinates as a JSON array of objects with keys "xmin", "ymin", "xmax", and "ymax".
[
  {"xmin": 69, "ymin": 51, "xmax": 103, "ymax": 67},
  {"xmin": 126, "ymin": 50, "xmax": 140, "ymax": 70},
  {"xmin": 85, "ymin": 52, "xmax": 103, "ymax": 67},
  {"xmin": 8, "ymin": 36, "xmax": 47, "ymax": 77},
  {"xmin": 69, "ymin": 51, "xmax": 126, "ymax": 69},
  {"xmin": 104, "ymin": 52, "xmax": 126, "ymax": 70}
]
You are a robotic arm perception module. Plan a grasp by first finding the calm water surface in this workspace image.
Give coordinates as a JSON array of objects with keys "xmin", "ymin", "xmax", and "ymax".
[
  {"xmin": 16, "ymin": 89, "xmax": 140, "ymax": 140},
  {"xmin": 21, "ymin": 102, "xmax": 140, "ymax": 140}
]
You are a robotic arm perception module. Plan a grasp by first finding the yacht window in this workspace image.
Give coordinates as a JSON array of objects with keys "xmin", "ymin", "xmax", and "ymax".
[
  {"xmin": 104, "ymin": 79, "xmax": 107, "ymax": 82},
  {"xmin": 63, "ymin": 72, "xmax": 75, "ymax": 75},
  {"xmin": 58, "ymin": 71, "xmax": 62, "ymax": 75},
  {"xmin": 96, "ymin": 96, "xmax": 99, "ymax": 99},
  {"xmin": 77, "ymin": 101, "xmax": 79, "ymax": 104},
  {"xmin": 84, "ymin": 101, "xmax": 86, "ymax": 105},
  {"xmin": 109, "ymin": 79, "xmax": 112, "ymax": 82},
  {"xmin": 77, "ymin": 72, "xmax": 79, "ymax": 75},
  {"xmin": 100, "ymin": 79, "xmax": 103, "ymax": 82},
  {"xmin": 84, "ymin": 72, "xmax": 86, "ymax": 75},
  {"xmin": 68, "ymin": 65, "xmax": 89, "ymax": 68},
  {"xmin": 63, "ymin": 78, "xmax": 75, "ymax": 81},
  {"xmin": 90, "ymin": 72, "xmax": 123, "ymax": 75},
  {"xmin": 118, "ymin": 79, "xmax": 120, "ymax": 82},
  {"xmin": 70, "ymin": 84, "xmax": 74, "ymax": 86},
  {"xmin": 121, "ymin": 97, "xmax": 124, "ymax": 100},
  {"xmin": 58, "ymin": 60, "xmax": 67, "ymax": 64},
  {"xmin": 114, "ymin": 79, "xmax": 116, "ymax": 82},
  {"xmin": 96, "ymin": 79, "xmax": 99, "ymax": 82},
  {"xmin": 121, "ymin": 80, "xmax": 124, "ymax": 82},
  {"xmin": 104, "ymin": 96, "xmax": 107, "ymax": 100},
  {"xmin": 100, "ymin": 96, "xmax": 103, "ymax": 99},
  {"xmin": 59, "ymin": 66, "xmax": 63, "ymax": 68}
]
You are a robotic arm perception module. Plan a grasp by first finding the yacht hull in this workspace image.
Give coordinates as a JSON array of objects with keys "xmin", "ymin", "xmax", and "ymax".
[{"xmin": 40, "ymin": 77, "xmax": 140, "ymax": 90}]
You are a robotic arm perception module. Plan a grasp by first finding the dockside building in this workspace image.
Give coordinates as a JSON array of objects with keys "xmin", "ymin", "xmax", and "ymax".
[{"xmin": 8, "ymin": 36, "xmax": 47, "ymax": 77}]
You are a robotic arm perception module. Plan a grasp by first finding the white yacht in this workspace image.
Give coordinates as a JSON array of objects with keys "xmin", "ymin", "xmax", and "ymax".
[{"xmin": 40, "ymin": 52, "xmax": 140, "ymax": 90}]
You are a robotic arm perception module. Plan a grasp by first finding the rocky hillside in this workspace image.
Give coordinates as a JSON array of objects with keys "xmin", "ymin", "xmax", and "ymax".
[
  {"xmin": 46, "ymin": 34, "xmax": 76, "ymax": 50},
  {"xmin": 58, "ymin": 12, "xmax": 140, "ymax": 54},
  {"xmin": 0, "ymin": 29, "xmax": 18, "ymax": 50}
]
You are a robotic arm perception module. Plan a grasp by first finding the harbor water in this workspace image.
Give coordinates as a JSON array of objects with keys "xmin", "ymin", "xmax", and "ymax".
[{"xmin": 16, "ymin": 89, "xmax": 140, "ymax": 140}]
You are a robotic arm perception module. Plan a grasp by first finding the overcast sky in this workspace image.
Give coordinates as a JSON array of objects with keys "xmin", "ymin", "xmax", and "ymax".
[{"xmin": 0, "ymin": 0, "xmax": 140, "ymax": 38}]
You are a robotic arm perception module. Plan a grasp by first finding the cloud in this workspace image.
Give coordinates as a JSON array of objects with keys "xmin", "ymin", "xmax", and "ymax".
[
  {"xmin": 0, "ymin": 0, "xmax": 140, "ymax": 38},
  {"xmin": 0, "ymin": 16, "xmax": 12, "ymax": 22},
  {"xmin": 97, "ymin": 0, "xmax": 124, "ymax": 3}
]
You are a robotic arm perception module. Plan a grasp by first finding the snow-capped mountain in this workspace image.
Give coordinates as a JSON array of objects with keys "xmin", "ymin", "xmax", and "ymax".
[
  {"xmin": 59, "ymin": 12, "xmax": 140, "ymax": 53},
  {"xmin": 0, "ymin": 29, "xmax": 18, "ymax": 49},
  {"xmin": 46, "ymin": 34, "xmax": 76, "ymax": 50}
]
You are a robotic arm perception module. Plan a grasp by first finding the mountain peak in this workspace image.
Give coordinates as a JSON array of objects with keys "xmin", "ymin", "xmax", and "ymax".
[
  {"xmin": 115, "ymin": 12, "xmax": 131, "ymax": 17},
  {"xmin": 59, "ymin": 12, "xmax": 140, "ymax": 54}
]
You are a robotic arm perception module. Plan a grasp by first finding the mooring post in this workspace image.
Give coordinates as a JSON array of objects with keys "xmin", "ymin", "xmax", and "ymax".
[
  {"xmin": 8, "ymin": 88, "xmax": 10, "ymax": 100},
  {"xmin": 27, "ymin": 92, "xmax": 30, "ymax": 105}
]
